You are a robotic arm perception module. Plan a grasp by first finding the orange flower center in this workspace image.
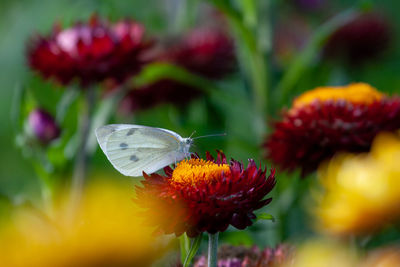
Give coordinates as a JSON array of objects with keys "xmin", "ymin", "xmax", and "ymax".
[
  {"xmin": 171, "ymin": 158, "xmax": 230, "ymax": 186},
  {"xmin": 292, "ymin": 83, "xmax": 384, "ymax": 109}
]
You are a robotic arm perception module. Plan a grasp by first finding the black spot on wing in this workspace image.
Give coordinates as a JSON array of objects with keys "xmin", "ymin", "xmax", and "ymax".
[
  {"xmin": 130, "ymin": 155, "xmax": 139, "ymax": 162},
  {"xmin": 120, "ymin": 143, "xmax": 128, "ymax": 150},
  {"xmin": 126, "ymin": 128, "xmax": 137, "ymax": 136}
]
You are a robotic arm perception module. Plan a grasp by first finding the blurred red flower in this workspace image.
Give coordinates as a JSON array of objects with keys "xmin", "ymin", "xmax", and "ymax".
[
  {"xmin": 164, "ymin": 28, "xmax": 236, "ymax": 79},
  {"xmin": 135, "ymin": 151, "xmax": 275, "ymax": 237},
  {"xmin": 323, "ymin": 13, "xmax": 391, "ymax": 64},
  {"xmin": 264, "ymin": 83, "xmax": 400, "ymax": 175},
  {"xmin": 28, "ymin": 16, "xmax": 152, "ymax": 86}
]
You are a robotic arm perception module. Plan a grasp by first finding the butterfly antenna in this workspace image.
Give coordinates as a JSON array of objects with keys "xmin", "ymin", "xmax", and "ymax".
[
  {"xmin": 189, "ymin": 130, "xmax": 197, "ymax": 139},
  {"xmin": 192, "ymin": 133, "xmax": 227, "ymax": 140}
]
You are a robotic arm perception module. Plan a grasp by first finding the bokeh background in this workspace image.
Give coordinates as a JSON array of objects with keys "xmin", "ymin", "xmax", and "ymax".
[{"xmin": 1, "ymin": 0, "xmax": 400, "ymax": 265}]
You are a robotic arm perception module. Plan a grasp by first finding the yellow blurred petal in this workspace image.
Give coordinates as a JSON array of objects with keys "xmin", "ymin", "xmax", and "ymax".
[
  {"xmin": 282, "ymin": 240, "xmax": 358, "ymax": 267},
  {"xmin": 315, "ymin": 132, "xmax": 400, "ymax": 236},
  {"xmin": 0, "ymin": 180, "xmax": 173, "ymax": 267}
]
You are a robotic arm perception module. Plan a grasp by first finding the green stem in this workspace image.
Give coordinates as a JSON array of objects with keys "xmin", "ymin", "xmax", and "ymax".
[
  {"xmin": 69, "ymin": 86, "xmax": 96, "ymax": 217},
  {"xmin": 207, "ymin": 1, "xmax": 268, "ymax": 113},
  {"xmin": 208, "ymin": 233, "xmax": 219, "ymax": 267},
  {"xmin": 40, "ymin": 174, "xmax": 53, "ymax": 215},
  {"xmin": 32, "ymin": 160, "xmax": 55, "ymax": 216},
  {"xmin": 247, "ymin": 48, "xmax": 268, "ymax": 114},
  {"xmin": 242, "ymin": 0, "xmax": 257, "ymax": 29}
]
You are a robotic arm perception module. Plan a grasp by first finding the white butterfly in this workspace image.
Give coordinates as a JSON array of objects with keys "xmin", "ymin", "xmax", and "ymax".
[{"xmin": 95, "ymin": 124, "xmax": 193, "ymax": 177}]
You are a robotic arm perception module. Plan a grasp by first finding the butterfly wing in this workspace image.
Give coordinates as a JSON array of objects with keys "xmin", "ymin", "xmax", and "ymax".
[{"xmin": 95, "ymin": 124, "xmax": 186, "ymax": 177}]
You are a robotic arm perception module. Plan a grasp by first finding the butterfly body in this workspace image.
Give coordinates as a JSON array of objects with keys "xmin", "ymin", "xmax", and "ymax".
[{"xmin": 96, "ymin": 124, "xmax": 192, "ymax": 177}]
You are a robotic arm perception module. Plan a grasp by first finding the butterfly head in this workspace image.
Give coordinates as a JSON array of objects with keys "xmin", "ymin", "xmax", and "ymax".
[{"xmin": 180, "ymin": 138, "xmax": 193, "ymax": 154}]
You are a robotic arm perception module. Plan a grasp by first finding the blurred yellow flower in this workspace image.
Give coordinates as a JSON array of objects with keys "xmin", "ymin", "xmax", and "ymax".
[
  {"xmin": 292, "ymin": 82, "xmax": 384, "ymax": 110},
  {"xmin": 0, "ymin": 180, "xmax": 172, "ymax": 267},
  {"xmin": 281, "ymin": 240, "xmax": 400, "ymax": 267},
  {"xmin": 315, "ymin": 132, "xmax": 400, "ymax": 236},
  {"xmin": 281, "ymin": 239, "xmax": 359, "ymax": 267}
]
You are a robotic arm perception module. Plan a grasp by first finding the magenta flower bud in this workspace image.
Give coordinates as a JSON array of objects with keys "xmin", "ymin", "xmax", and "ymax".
[{"xmin": 28, "ymin": 109, "xmax": 61, "ymax": 144}]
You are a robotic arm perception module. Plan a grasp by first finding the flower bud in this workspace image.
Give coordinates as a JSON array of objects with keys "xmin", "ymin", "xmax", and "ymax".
[{"xmin": 28, "ymin": 109, "xmax": 60, "ymax": 144}]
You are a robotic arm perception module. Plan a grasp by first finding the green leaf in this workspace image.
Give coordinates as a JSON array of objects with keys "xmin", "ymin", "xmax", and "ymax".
[
  {"xmin": 179, "ymin": 233, "xmax": 190, "ymax": 264},
  {"xmin": 255, "ymin": 212, "xmax": 275, "ymax": 222},
  {"xmin": 183, "ymin": 233, "xmax": 203, "ymax": 267},
  {"xmin": 131, "ymin": 63, "xmax": 216, "ymax": 94},
  {"xmin": 131, "ymin": 62, "xmax": 242, "ymax": 112},
  {"xmin": 221, "ymin": 230, "xmax": 254, "ymax": 246}
]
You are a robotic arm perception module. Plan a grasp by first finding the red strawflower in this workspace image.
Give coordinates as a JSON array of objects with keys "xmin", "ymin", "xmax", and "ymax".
[
  {"xmin": 323, "ymin": 13, "xmax": 391, "ymax": 64},
  {"xmin": 27, "ymin": 16, "xmax": 152, "ymax": 86},
  {"xmin": 135, "ymin": 151, "xmax": 275, "ymax": 237},
  {"xmin": 264, "ymin": 83, "xmax": 400, "ymax": 175}
]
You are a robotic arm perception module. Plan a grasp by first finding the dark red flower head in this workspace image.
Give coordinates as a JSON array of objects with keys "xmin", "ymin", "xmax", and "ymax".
[
  {"xmin": 28, "ymin": 108, "xmax": 60, "ymax": 144},
  {"xmin": 323, "ymin": 13, "xmax": 391, "ymax": 64},
  {"xmin": 264, "ymin": 83, "xmax": 400, "ymax": 176},
  {"xmin": 163, "ymin": 28, "xmax": 236, "ymax": 79},
  {"xmin": 135, "ymin": 151, "xmax": 275, "ymax": 237},
  {"xmin": 27, "ymin": 16, "xmax": 152, "ymax": 86}
]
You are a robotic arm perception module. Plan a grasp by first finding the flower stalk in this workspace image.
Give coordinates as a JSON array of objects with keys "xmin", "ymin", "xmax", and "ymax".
[
  {"xmin": 208, "ymin": 233, "xmax": 219, "ymax": 267},
  {"xmin": 70, "ymin": 86, "xmax": 96, "ymax": 216}
]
